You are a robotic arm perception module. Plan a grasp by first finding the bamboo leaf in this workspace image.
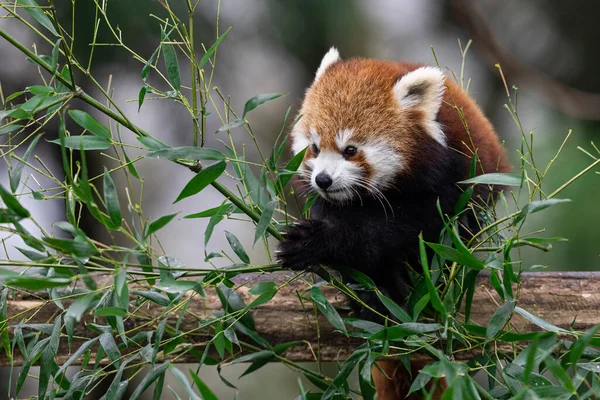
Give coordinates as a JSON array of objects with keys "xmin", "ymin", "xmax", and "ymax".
[
  {"xmin": 225, "ymin": 231, "xmax": 250, "ymax": 264},
  {"xmin": 161, "ymin": 29, "xmax": 180, "ymax": 91},
  {"xmin": 486, "ymin": 301, "xmax": 516, "ymax": 343},
  {"xmin": 146, "ymin": 213, "xmax": 178, "ymax": 238},
  {"xmin": 460, "ymin": 173, "xmax": 522, "ymax": 186},
  {"xmin": 129, "ymin": 362, "xmax": 170, "ymax": 400},
  {"xmin": 243, "ymin": 93, "xmax": 285, "ymax": 117},
  {"xmin": 145, "ymin": 146, "xmax": 225, "ymax": 162},
  {"xmin": 68, "ymin": 110, "xmax": 111, "ymax": 139},
  {"xmin": 189, "ymin": 369, "xmax": 219, "ymax": 400},
  {"xmin": 10, "ymin": 134, "xmax": 41, "ymax": 192},
  {"xmin": 0, "ymin": 183, "xmax": 29, "ymax": 218},
  {"xmin": 310, "ymin": 287, "xmax": 346, "ymax": 334},
  {"xmin": 198, "ymin": 26, "xmax": 232, "ymax": 68},
  {"xmin": 174, "ymin": 161, "xmax": 226, "ymax": 203},
  {"xmin": 253, "ymin": 200, "xmax": 276, "ymax": 244},
  {"xmin": 103, "ymin": 167, "xmax": 122, "ymax": 228},
  {"xmin": 48, "ymin": 135, "xmax": 112, "ymax": 150},
  {"xmin": 17, "ymin": 0, "xmax": 59, "ymax": 36}
]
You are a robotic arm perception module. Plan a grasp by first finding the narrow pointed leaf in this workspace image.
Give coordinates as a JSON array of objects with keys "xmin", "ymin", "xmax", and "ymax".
[
  {"xmin": 103, "ymin": 167, "xmax": 122, "ymax": 228},
  {"xmin": 161, "ymin": 29, "xmax": 180, "ymax": 91},
  {"xmin": 198, "ymin": 26, "xmax": 232, "ymax": 68},
  {"xmin": 174, "ymin": 161, "xmax": 226, "ymax": 203},
  {"xmin": 17, "ymin": 0, "xmax": 59, "ymax": 36},
  {"xmin": 10, "ymin": 134, "xmax": 41, "ymax": 192},
  {"xmin": 253, "ymin": 200, "xmax": 276, "ymax": 244}
]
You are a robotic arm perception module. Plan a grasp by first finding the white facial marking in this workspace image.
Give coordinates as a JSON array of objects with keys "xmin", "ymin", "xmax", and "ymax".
[
  {"xmin": 315, "ymin": 47, "xmax": 341, "ymax": 81},
  {"xmin": 309, "ymin": 127, "xmax": 321, "ymax": 147},
  {"xmin": 393, "ymin": 66, "xmax": 447, "ymax": 147},
  {"xmin": 309, "ymin": 150, "xmax": 362, "ymax": 202},
  {"xmin": 362, "ymin": 141, "xmax": 403, "ymax": 189},
  {"xmin": 335, "ymin": 128, "xmax": 354, "ymax": 150}
]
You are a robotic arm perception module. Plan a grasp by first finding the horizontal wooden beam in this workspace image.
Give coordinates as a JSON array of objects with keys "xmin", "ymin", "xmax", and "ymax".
[{"xmin": 4, "ymin": 271, "xmax": 600, "ymax": 366}]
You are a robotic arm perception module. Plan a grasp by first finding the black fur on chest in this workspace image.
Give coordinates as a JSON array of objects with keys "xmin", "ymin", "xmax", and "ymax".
[{"xmin": 277, "ymin": 146, "xmax": 469, "ymax": 320}]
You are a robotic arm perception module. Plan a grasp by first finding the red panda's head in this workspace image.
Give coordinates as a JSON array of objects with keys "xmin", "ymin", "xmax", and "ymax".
[{"xmin": 291, "ymin": 48, "xmax": 448, "ymax": 204}]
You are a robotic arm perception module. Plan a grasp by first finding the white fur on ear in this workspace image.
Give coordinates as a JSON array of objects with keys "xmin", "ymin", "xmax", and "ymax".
[
  {"xmin": 315, "ymin": 47, "xmax": 341, "ymax": 81},
  {"xmin": 393, "ymin": 67, "xmax": 447, "ymax": 146}
]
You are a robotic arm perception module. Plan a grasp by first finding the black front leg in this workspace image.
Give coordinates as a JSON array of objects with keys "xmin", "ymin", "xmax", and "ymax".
[{"xmin": 276, "ymin": 219, "xmax": 334, "ymax": 271}]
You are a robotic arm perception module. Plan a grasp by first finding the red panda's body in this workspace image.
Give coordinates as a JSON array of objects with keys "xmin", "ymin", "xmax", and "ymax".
[{"xmin": 277, "ymin": 49, "xmax": 509, "ymax": 315}]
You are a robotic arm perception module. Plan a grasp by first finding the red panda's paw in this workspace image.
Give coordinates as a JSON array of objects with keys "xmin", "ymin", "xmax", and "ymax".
[{"xmin": 276, "ymin": 220, "xmax": 324, "ymax": 271}]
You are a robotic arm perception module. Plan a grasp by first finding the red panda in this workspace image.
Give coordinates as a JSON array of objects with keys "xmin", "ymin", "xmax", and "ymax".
[{"xmin": 277, "ymin": 47, "xmax": 510, "ymax": 313}]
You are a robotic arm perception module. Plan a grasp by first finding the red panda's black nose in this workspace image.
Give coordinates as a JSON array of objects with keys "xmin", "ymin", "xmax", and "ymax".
[{"xmin": 315, "ymin": 172, "xmax": 333, "ymax": 190}]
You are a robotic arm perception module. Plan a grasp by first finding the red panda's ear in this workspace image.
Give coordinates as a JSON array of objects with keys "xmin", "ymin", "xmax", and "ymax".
[
  {"xmin": 393, "ymin": 67, "xmax": 447, "ymax": 146},
  {"xmin": 314, "ymin": 47, "xmax": 341, "ymax": 81}
]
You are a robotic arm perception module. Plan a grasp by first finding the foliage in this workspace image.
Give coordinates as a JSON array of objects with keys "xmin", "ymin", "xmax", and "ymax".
[{"xmin": 0, "ymin": 1, "xmax": 599, "ymax": 399}]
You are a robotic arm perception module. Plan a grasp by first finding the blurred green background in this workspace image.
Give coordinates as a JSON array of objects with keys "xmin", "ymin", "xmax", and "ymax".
[{"xmin": 1, "ymin": 0, "xmax": 599, "ymax": 398}]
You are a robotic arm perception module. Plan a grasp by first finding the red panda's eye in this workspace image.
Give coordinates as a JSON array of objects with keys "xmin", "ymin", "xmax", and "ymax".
[
  {"xmin": 344, "ymin": 146, "xmax": 357, "ymax": 157},
  {"xmin": 311, "ymin": 144, "xmax": 320, "ymax": 155}
]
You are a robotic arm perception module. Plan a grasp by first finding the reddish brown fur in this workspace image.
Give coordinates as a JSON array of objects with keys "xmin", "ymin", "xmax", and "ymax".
[{"xmin": 295, "ymin": 58, "xmax": 510, "ymax": 179}]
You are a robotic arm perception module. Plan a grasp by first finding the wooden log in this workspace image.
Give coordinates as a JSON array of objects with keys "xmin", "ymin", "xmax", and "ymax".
[{"xmin": 3, "ymin": 271, "xmax": 600, "ymax": 366}]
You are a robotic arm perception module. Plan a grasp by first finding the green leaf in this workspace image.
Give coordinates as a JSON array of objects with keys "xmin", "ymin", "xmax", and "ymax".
[
  {"xmin": 43, "ymin": 236, "xmax": 98, "ymax": 258},
  {"xmin": 56, "ymin": 337, "xmax": 99, "ymax": 377},
  {"xmin": 184, "ymin": 204, "xmax": 241, "ymax": 219},
  {"xmin": 0, "ymin": 124, "xmax": 23, "ymax": 135},
  {"xmin": 376, "ymin": 292, "xmax": 412, "ymax": 323},
  {"xmin": 577, "ymin": 362, "xmax": 600, "ymax": 373},
  {"xmin": 27, "ymin": 85, "xmax": 54, "ymax": 95},
  {"xmin": 169, "ymin": 366, "xmax": 201, "ymax": 400},
  {"xmin": 17, "ymin": 0, "xmax": 59, "ymax": 36},
  {"xmin": 243, "ymin": 93, "xmax": 285, "ymax": 117},
  {"xmin": 216, "ymin": 283, "xmax": 255, "ymax": 330},
  {"xmin": 247, "ymin": 289, "xmax": 277, "ymax": 308},
  {"xmin": 310, "ymin": 286, "xmax": 346, "ymax": 334},
  {"xmin": 189, "ymin": 369, "xmax": 219, "ymax": 400},
  {"xmin": 418, "ymin": 234, "xmax": 445, "ymax": 314},
  {"xmin": 4, "ymin": 276, "xmax": 71, "ymax": 290},
  {"xmin": 460, "ymin": 172, "xmax": 522, "ymax": 186},
  {"xmin": 145, "ymin": 146, "xmax": 225, "ymax": 162},
  {"xmin": 225, "ymin": 231, "xmax": 250, "ymax": 264},
  {"xmin": 514, "ymin": 306, "xmax": 566, "ymax": 333},
  {"xmin": 368, "ymin": 322, "xmax": 442, "ymax": 340},
  {"xmin": 513, "ymin": 198, "xmax": 571, "ymax": 226},
  {"xmin": 161, "ymin": 29, "xmax": 180, "ymax": 91},
  {"xmin": 276, "ymin": 147, "xmax": 307, "ymax": 195},
  {"xmin": 132, "ymin": 290, "xmax": 171, "ymax": 307},
  {"xmin": 142, "ymin": 45, "xmax": 160, "ymax": 81},
  {"xmin": 249, "ymin": 282, "xmax": 276, "ymax": 296},
  {"xmin": 216, "ymin": 119, "xmax": 246, "ymax": 132},
  {"xmin": 103, "ymin": 167, "xmax": 122, "ymax": 228},
  {"xmin": 10, "ymin": 134, "xmax": 41, "ymax": 192},
  {"xmin": 486, "ymin": 300, "xmax": 516, "ymax": 343},
  {"xmin": 99, "ymin": 332, "xmax": 121, "ymax": 367},
  {"xmin": 0, "ymin": 289, "xmax": 12, "ymax": 363},
  {"xmin": 50, "ymin": 38, "xmax": 60, "ymax": 72},
  {"xmin": 48, "ymin": 135, "xmax": 112, "ymax": 150},
  {"xmin": 146, "ymin": 213, "xmax": 178, "ymax": 238},
  {"xmin": 129, "ymin": 362, "xmax": 170, "ymax": 400},
  {"xmin": 426, "ymin": 242, "xmax": 485, "ymax": 271},
  {"xmin": 253, "ymin": 200, "xmax": 276, "ymax": 244},
  {"xmin": 95, "ymin": 307, "xmax": 128, "ymax": 317},
  {"xmin": 408, "ymin": 371, "xmax": 432, "ymax": 395},
  {"xmin": 204, "ymin": 202, "xmax": 228, "ymax": 246},
  {"xmin": 69, "ymin": 110, "xmax": 111, "ymax": 139},
  {"xmin": 0, "ymin": 183, "xmax": 29, "ymax": 218},
  {"xmin": 138, "ymin": 136, "xmax": 168, "ymax": 151},
  {"xmin": 337, "ymin": 267, "xmax": 376, "ymax": 290},
  {"xmin": 174, "ymin": 161, "xmax": 226, "ymax": 203},
  {"xmin": 198, "ymin": 26, "xmax": 232, "ymax": 69},
  {"xmin": 138, "ymin": 86, "xmax": 147, "ymax": 112},
  {"xmin": 569, "ymin": 324, "xmax": 600, "ymax": 365}
]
